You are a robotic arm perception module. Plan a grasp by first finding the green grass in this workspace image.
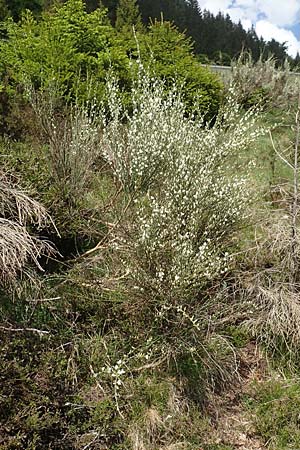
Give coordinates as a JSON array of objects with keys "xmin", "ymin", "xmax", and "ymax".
[
  {"xmin": 249, "ymin": 109, "xmax": 296, "ymax": 194},
  {"xmin": 246, "ymin": 377, "xmax": 300, "ymax": 450}
]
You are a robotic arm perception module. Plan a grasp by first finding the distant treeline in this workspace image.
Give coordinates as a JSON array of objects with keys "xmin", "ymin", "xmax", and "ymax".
[{"xmin": 0, "ymin": 0, "xmax": 298, "ymax": 67}]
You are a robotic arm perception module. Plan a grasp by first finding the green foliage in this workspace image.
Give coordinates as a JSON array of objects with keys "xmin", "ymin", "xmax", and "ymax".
[
  {"xmin": 212, "ymin": 50, "xmax": 231, "ymax": 66},
  {"xmin": 140, "ymin": 19, "xmax": 223, "ymax": 118},
  {"xmin": 248, "ymin": 378, "xmax": 300, "ymax": 449},
  {"xmin": 224, "ymin": 325, "xmax": 250, "ymax": 348},
  {"xmin": 0, "ymin": 0, "xmax": 128, "ymax": 115},
  {"xmin": 137, "ymin": 0, "xmax": 292, "ymax": 66},
  {"xmin": 115, "ymin": 0, "xmax": 143, "ymax": 33},
  {"xmin": 0, "ymin": 0, "xmax": 222, "ymax": 137},
  {"xmin": 0, "ymin": 0, "xmax": 45, "ymax": 21}
]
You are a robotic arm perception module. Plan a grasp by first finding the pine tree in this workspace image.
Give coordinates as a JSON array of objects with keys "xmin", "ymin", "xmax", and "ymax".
[
  {"xmin": 0, "ymin": 0, "xmax": 9, "ymax": 20},
  {"xmin": 6, "ymin": 0, "xmax": 44, "ymax": 20},
  {"xmin": 115, "ymin": 0, "xmax": 143, "ymax": 32}
]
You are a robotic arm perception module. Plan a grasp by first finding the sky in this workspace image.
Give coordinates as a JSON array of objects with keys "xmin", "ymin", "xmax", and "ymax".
[{"xmin": 197, "ymin": 0, "xmax": 300, "ymax": 57}]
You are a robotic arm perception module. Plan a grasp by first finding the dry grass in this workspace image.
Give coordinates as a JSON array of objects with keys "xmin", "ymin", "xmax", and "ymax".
[
  {"xmin": 0, "ymin": 173, "xmax": 54, "ymax": 285},
  {"xmin": 231, "ymin": 52, "xmax": 293, "ymax": 108},
  {"xmin": 0, "ymin": 218, "xmax": 52, "ymax": 283},
  {"xmin": 0, "ymin": 174, "xmax": 50, "ymax": 226},
  {"xmin": 247, "ymin": 286, "xmax": 300, "ymax": 353},
  {"xmin": 232, "ymin": 209, "xmax": 300, "ymax": 354}
]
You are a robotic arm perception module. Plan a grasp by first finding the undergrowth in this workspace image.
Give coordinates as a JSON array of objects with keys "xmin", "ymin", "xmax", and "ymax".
[{"xmin": 2, "ymin": 62, "xmax": 300, "ymax": 449}]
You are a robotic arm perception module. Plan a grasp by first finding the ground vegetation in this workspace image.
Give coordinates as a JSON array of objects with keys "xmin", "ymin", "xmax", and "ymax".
[{"xmin": 1, "ymin": 1, "xmax": 300, "ymax": 449}]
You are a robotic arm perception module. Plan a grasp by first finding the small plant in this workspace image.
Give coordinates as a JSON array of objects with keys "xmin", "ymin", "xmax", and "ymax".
[{"xmin": 26, "ymin": 82, "xmax": 102, "ymax": 207}]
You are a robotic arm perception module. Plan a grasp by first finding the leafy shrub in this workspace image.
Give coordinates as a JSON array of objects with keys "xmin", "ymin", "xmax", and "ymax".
[
  {"xmin": 0, "ymin": 0, "xmax": 127, "ymax": 94},
  {"xmin": 0, "ymin": 2, "xmax": 223, "ymax": 139},
  {"xmin": 139, "ymin": 19, "xmax": 223, "ymax": 119},
  {"xmin": 0, "ymin": 0, "xmax": 129, "ymax": 138},
  {"xmin": 231, "ymin": 52, "xmax": 292, "ymax": 109}
]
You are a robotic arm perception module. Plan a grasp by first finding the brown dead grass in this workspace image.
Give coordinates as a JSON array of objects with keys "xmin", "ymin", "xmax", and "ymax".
[{"xmin": 0, "ymin": 173, "xmax": 54, "ymax": 284}]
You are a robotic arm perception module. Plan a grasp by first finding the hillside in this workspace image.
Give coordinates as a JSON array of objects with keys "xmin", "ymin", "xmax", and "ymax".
[
  {"xmin": 0, "ymin": 0, "xmax": 295, "ymax": 66},
  {"xmin": 1, "ymin": 1, "xmax": 300, "ymax": 449}
]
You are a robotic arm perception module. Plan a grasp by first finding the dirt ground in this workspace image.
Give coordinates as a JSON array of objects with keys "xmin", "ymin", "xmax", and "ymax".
[{"xmin": 206, "ymin": 343, "xmax": 268, "ymax": 450}]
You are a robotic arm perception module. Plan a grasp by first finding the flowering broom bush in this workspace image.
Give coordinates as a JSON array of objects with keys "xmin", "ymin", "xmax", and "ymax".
[
  {"xmin": 102, "ymin": 75, "xmax": 265, "ymax": 300},
  {"xmin": 90, "ymin": 74, "xmax": 268, "ymax": 406},
  {"xmin": 230, "ymin": 52, "xmax": 292, "ymax": 109}
]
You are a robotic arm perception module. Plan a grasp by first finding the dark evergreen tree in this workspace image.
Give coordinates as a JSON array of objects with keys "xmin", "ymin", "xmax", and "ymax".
[
  {"xmin": 78, "ymin": 0, "xmax": 293, "ymax": 65},
  {"xmin": 0, "ymin": 0, "xmax": 9, "ymax": 20},
  {"xmin": 100, "ymin": 0, "xmax": 118, "ymax": 23},
  {"xmin": 4, "ymin": 0, "xmax": 44, "ymax": 20},
  {"xmin": 135, "ymin": 0, "xmax": 291, "ymax": 65},
  {"xmin": 264, "ymin": 39, "xmax": 288, "ymax": 66},
  {"xmin": 85, "ymin": 0, "xmax": 100, "ymax": 11},
  {"xmin": 115, "ymin": 0, "xmax": 142, "ymax": 32},
  {"xmin": 293, "ymin": 52, "xmax": 300, "ymax": 70}
]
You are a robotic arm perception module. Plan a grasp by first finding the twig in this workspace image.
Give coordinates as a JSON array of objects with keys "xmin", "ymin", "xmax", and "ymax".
[
  {"xmin": 0, "ymin": 326, "xmax": 50, "ymax": 335},
  {"xmin": 269, "ymin": 130, "xmax": 294, "ymax": 170},
  {"xmin": 132, "ymin": 355, "xmax": 168, "ymax": 373},
  {"xmin": 28, "ymin": 296, "xmax": 61, "ymax": 303},
  {"xmin": 89, "ymin": 365, "xmax": 106, "ymax": 394}
]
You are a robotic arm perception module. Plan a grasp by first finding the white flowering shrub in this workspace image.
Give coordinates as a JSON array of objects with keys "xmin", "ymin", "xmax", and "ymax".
[
  {"xmin": 102, "ymin": 75, "xmax": 265, "ymax": 299},
  {"xmin": 52, "ymin": 74, "xmax": 267, "ymax": 412},
  {"xmin": 102, "ymin": 75, "xmax": 187, "ymax": 193},
  {"xmin": 231, "ymin": 52, "xmax": 291, "ymax": 109}
]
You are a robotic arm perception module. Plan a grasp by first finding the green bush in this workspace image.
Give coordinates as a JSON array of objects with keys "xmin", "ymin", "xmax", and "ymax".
[
  {"xmin": 0, "ymin": 0, "xmax": 129, "ymax": 137},
  {"xmin": 0, "ymin": 1, "xmax": 223, "ymax": 138},
  {"xmin": 139, "ymin": 20, "xmax": 223, "ymax": 119}
]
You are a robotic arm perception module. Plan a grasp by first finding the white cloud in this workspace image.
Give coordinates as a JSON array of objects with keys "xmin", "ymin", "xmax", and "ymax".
[
  {"xmin": 197, "ymin": 0, "xmax": 300, "ymax": 57},
  {"xmin": 198, "ymin": 0, "xmax": 300, "ymax": 26},
  {"xmin": 236, "ymin": 0, "xmax": 255, "ymax": 7},
  {"xmin": 256, "ymin": 20, "xmax": 300, "ymax": 57},
  {"xmin": 241, "ymin": 18, "xmax": 252, "ymax": 31},
  {"xmin": 256, "ymin": 0, "xmax": 300, "ymax": 27},
  {"xmin": 197, "ymin": 0, "xmax": 232, "ymax": 15},
  {"xmin": 225, "ymin": 7, "xmax": 252, "ymax": 23}
]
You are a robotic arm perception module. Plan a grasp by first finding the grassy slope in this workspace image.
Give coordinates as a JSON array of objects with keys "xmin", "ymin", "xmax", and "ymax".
[{"xmin": 1, "ymin": 105, "xmax": 300, "ymax": 450}]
